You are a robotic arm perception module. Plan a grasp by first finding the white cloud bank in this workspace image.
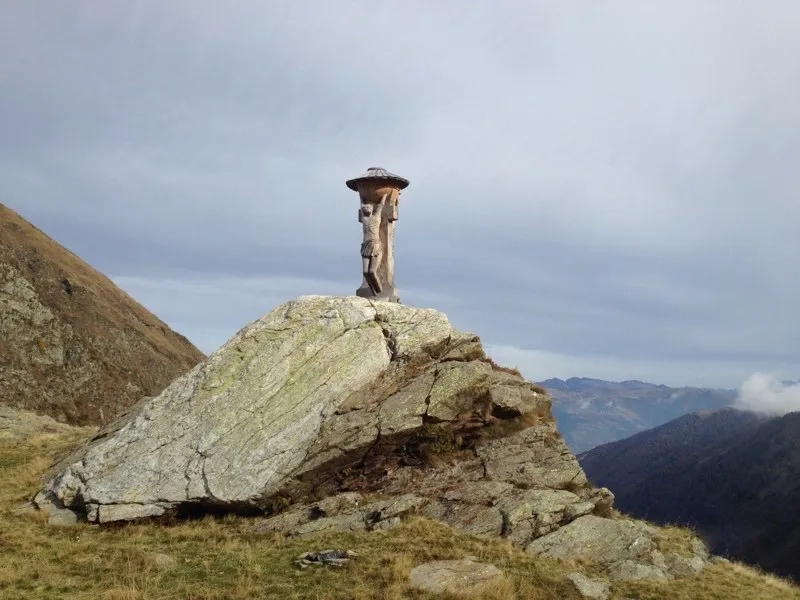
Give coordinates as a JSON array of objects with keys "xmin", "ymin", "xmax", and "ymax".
[{"xmin": 736, "ymin": 373, "xmax": 800, "ymax": 416}]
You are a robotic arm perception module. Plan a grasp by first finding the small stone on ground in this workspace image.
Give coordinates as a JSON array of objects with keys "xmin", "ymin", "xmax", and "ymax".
[
  {"xmin": 47, "ymin": 506, "xmax": 79, "ymax": 526},
  {"xmin": 608, "ymin": 560, "xmax": 671, "ymax": 581},
  {"xmin": 408, "ymin": 559, "xmax": 503, "ymax": 595}
]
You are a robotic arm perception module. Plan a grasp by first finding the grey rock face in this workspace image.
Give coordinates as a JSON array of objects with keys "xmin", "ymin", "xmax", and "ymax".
[
  {"xmin": 528, "ymin": 514, "xmax": 710, "ymax": 581},
  {"xmin": 251, "ymin": 493, "xmax": 428, "ymax": 536},
  {"xmin": 607, "ymin": 560, "xmax": 671, "ymax": 582},
  {"xmin": 665, "ymin": 554, "xmax": 707, "ymax": 577},
  {"xmin": 36, "ymin": 296, "xmax": 588, "ymax": 532},
  {"xmin": 46, "ymin": 505, "xmax": 79, "ymax": 526},
  {"xmin": 408, "ymin": 559, "xmax": 503, "ymax": 595},
  {"xmin": 528, "ymin": 515, "xmax": 659, "ymax": 563},
  {"xmin": 249, "ymin": 484, "xmax": 610, "ymax": 547}
]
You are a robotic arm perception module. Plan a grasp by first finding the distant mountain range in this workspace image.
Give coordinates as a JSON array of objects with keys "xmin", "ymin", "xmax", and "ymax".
[
  {"xmin": 578, "ymin": 407, "xmax": 800, "ymax": 581},
  {"xmin": 538, "ymin": 377, "xmax": 737, "ymax": 453}
]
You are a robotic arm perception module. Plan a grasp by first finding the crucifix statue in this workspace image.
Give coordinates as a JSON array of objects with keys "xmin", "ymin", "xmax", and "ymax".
[
  {"xmin": 359, "ymin": 194, "xmax": 388, "ymax": 295},
  {"xmin": 346, "ymin": 167, "xmax": 409, "ymax": 303}
]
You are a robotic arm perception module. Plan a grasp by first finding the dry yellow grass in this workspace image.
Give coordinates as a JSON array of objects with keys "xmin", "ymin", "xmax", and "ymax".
[
  {"xmin": 1, "ymin": 429, "xmax": 799, "ymax": 600},
  {"xmin": 653, "ymin": 524, "xmax": 700, "ymax": 558}
]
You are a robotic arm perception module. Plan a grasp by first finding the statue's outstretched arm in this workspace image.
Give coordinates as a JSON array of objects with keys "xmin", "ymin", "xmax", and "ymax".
[{"xmin": 375, "ymin": 194, "xmax": 387, "ymax": 216}]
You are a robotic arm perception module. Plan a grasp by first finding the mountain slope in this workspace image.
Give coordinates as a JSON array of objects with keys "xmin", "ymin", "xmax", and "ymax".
[
  {"xmin": 540, "ymin": 377, "xmax": 737, "ymax": 452},
  {"xmin": 579, "ymin": 408, "xmax": 800, "ymax": 581},
  {"xmin": 0, "ymin": 203, "xmax": 205, "ymax": 424},
  {"xmin": 577, "ymin": 408, "xmax": 766, "ymax": 504}
]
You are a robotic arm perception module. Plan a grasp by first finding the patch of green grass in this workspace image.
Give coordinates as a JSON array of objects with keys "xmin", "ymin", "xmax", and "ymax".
[{"xmin": 0, "ymin": 453, "xmax": 27, "ymax": 470}]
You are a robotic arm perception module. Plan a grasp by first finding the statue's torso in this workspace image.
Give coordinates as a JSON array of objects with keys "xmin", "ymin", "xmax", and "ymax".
[{"xmin": 361, "ymin": 212, "xmax": 381, "ymax": 242}]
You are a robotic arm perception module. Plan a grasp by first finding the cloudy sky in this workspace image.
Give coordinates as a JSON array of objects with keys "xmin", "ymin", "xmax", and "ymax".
[{"xmin": 2, "ymin": 2, "xmax": 798, "ymax": 389}]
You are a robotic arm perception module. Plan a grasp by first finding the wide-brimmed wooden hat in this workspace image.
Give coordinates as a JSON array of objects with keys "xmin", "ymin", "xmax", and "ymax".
[{"xmin": 345, "ymin": 167, "xmax": 409, "ymax": 191}]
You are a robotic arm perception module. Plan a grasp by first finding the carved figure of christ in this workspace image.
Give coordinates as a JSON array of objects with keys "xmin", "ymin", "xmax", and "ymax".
[{"xmin": 359, "ymin": 194, "xmax": 388, "ymax": 295}]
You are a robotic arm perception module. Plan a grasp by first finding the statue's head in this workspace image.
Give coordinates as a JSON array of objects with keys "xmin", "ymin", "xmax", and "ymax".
[{"xmin": 362, "ymin": 203, "xmax": 374, "ymax": 216}]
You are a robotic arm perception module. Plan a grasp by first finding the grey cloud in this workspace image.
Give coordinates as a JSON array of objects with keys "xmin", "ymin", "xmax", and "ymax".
[{"xmin": 2, "ymin": 1, "xmax": 799, "ymax": 386}]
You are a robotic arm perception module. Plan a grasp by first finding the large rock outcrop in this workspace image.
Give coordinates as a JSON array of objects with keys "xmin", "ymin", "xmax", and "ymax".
[
  {"xmin": 0, "ymin": 203, "xmax": 205, "ymax": 424},
  {"xmin": 34, "ymin": 295, "xmax": 711, "ymax": 580},
  {"xmin": 36, "ymin": 297, "xmax": 594, "ymax": 522}
]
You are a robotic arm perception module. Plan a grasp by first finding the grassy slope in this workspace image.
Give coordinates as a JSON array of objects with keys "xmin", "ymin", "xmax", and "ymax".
[
  {"xmin": 1, "ymin": 429, "xmax": 798, "ymax": 600},
  {"xmin": 0, "ymin": 203, "xmax": 205, "ymax": 425}
]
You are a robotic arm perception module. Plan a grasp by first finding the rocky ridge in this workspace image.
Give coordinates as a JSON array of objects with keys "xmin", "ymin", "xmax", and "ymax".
[
  {"xmin": 35, "ymin": 295, "xmax": 712, "ymax": 581},
  {"xmin": 0, "ymin": 204, "xmax": 205, "ymax": 424}
]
